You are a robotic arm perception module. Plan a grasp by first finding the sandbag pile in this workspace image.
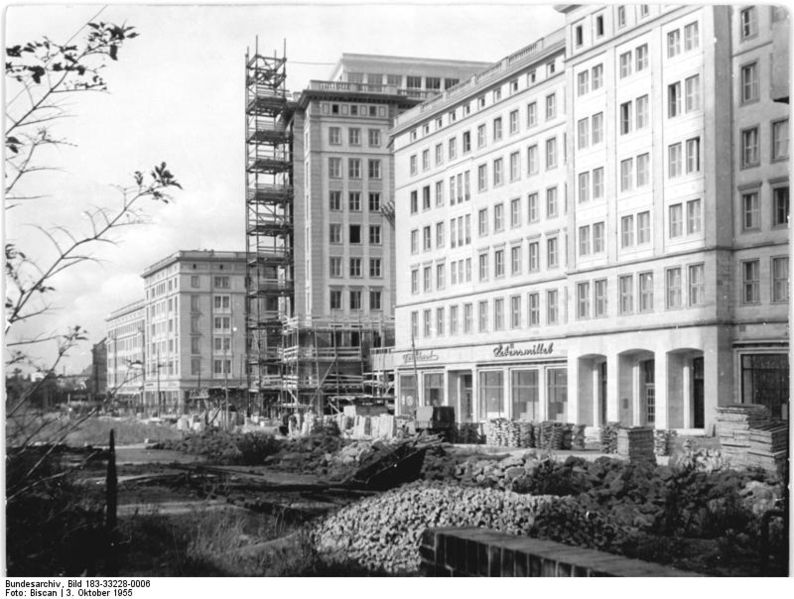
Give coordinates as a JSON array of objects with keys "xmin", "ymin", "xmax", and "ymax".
[
  {"xmin": 617, "ymin": 427, "xmax": 656, "ymax": 465},
  {"xmin": 716, "ymin": 404, "xmax": 770, "ymax": 467},
  {"xmin": 311, "ymin": 481, "xmax": 563, "ymax": 574}
]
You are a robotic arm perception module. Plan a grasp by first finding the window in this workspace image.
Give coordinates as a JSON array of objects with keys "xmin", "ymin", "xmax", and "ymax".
[
  {"xmin": 621, "ymin": 214, "xmax": 635, "ymax": 247},
  {"xmin": 772, "ymin": 257, "xmax": 790, "ymax": 302},
  {"xmin": 368, "ymin": 159, "xmax": 382, "ymax": 179},
  {"xmin": 741, "ymin": 62, "xmax": 759, "ymax": 103},
  {"xmin": 577, "ymin": 70, "xmax": 589, "ymax": 96},
  {"xmin": 636, "ymin": 153, "xmax": 650, "ymax": 187},
  {"xmin": 639, "ymin": 272, "xmax": 653, "ymax": 312},
  {"xmin": 434, "ymin": 222, "xmax": 445, "ymax": 248},
  {"xmin": 349, "ymin": 257, "xmax": 362, "ymax": 278},
  {"xmin": 493, "ymin": 158, "xmax": 504, "ymax": 186},
  {"xmin": 619, "ymin": 275, "xmax": 634, "ymax": 314},
  {"xmin": 422, "ymin": 226, "xmax": 431, "ymax": 251},
  {"xmin": 510, "ymin": 245, "xmax": 522, "ymax": 275},
  {"xmin": 409, "ymin": 155, "xmax": 417, "ymax": 176},
  {"xmin": 348, "ymin": 127, "xmax": 361, "ymax": 146},
  {"xmin": 636, "ymin": 44, "xmax": 648, "ymax": 71},
  {"xmin": 685, "ymin": 75, "xmax": 700, "ymax": 112},
  {"xmin": 493, "ymin": 117, "xmax": 503, "ymax": 142},
  {"xmin": 545, "ymin": 137, "xmax": 557, "ymax": 169},
  {"xmin": 591, "ymin": 112, "xmax": 603, "ymax": 144},
  {"xmin": 477, "ymin": 164, "xmax": 488, "ymax": 192},
  {"xmin": 348, "ymin": 158, "xmax": 361, "ymax": 179},
  {"xmin": 666, "ymin": 268, "xmax": 683, "ymax": 308},
  {"xmin": 741, "ymin": 127, "xmax": 760, "ymax": 167},
  {"xmin": 686, "ymin": 137, "xmax": 700, "ymax": 173},
  {"xmin": 422, "ymin": 185, "xmax": 431, "ymax": 210},
  {"xmin": 547, "ymin": 290, "xmax": 558, "ymax": 324},
  {"xmin": 637, "ymin": 211, "xmax": 651, "ymax": 244},
  {"xmin": 494, "ymin": 203, "xmax": 504, "ymax": 232},
  {"xmin": 684, "ymin": 22, "xmax": 699, "ymax": 50},
  {"xmin": 772, "ymin": 120, "xmax": 789, "ymax": 160},
  {"xmin": 743, "ymin": 260, "xmax": 761, "ymax": 303},
  {"xmin": 773, "ymin": 187, "xmax": 790, "ymax": 227},
  {"xmin": 369, "ymin": 192, "xmax": 381, "ymax": 212},
  {"xmin": 620, "ymin": 101, "xmax": 632, "ymax": 134},
  {"xmin": 577, "ymin": 282, "xmax": 590, "ymax": 319},
  {"xmin": 329, "ymin": 256, "xmax": 342, "ymax": 278},
  {"xmin": 526, "ymin": 102, "xmax": 537, "ymax": 128},
  {"xmin": 423, "ymin": 266, "xmax": 432, "ymax": 292},
  {"xmin": 369, "ymin": 290, "xmax": 382, "ymax": 311},
  {"xmin": 619, "ymin": 51, "xmax": 632, "ymax": 78},
  {"xmin": 509, "ymin": 110, "xmax": 519, "ymax": 135},
  {"xmin": 668, "ymin": 143, "xmax": 682, "ymax": 177},
  {"xmin": 213, "ymin": 316, "xmax": 231, "ymax": 331},
  {"xmin": 528, "ymin": 293, "xmax": 540, "ymax": 325},
  {"xmin": 528, "ymin": 242, "xmax": 539, "ymax": 272},
  {"xmin": 214, "ymin": 276, "xmax": 230, "ymax": 289},
  {"xmin": 577, "ymin": 117, "xmax": 589, "ymax": 149},
  {"xmin": 347, "ymin": 290, "xmax": 361, "ymax": 311},
  {"xmin": 462, "ymin": 131, "xmax": 471, "ymax": 153},
  {"xmin": 510, "ymin": 198, "xmax": 522, "ymax": 228},
  {"xmin": 477, "ymin": 208, "xmax": 488, "ymax": 238},
  {"xmin": 528, "ymin": 193, "xmax": 539, "ymax": 223},
  {"xmin": 687, "ymin": 199, "xmax": 702, "ymax": 234},
  {"xmin": 368, "ymin": 128, "xmax": 381, "ymax": 147},
  {"xmin": 494, "ymin": 249, "xmax": 505, "ymax": 278},
  {"xmin": 410, "ymin": 190, "xmax": 418, "ymax": 214},
  {"xmin": 448, "ymin": 137, "xmax": 458, "ymax": 161},
  {"xmin": 546, "ymin": 187, "xmax": 558, "ymax": 218},
  {"xmin": 479, "ymin": 252, "xmax": 489, "ymax": 281},
  {"xmin": 410, "ymin": 229, "xmax": 418, "ymax": 254},
  {"xmin": 592, "ymin": 222, "xmax": 605, "ymax": 253},
  {"xmin": 463, "ymin": 303, "xmax": 473, "ymax": 333},
  {"xmin": 478, "ymin": 301, "xmax": 488, "ymax": 332},
  {"xmin": 329, "ymin": 157, "xmax": 342, "ymax": 178},
  {"xmin": 592, "ymin": 64, "xmax": 603, "ymax": 89},
  {"xmin": 449, "ymin": 176, "xmax": 456, "ymax": 206},
  {"xmin": 421, "ymin": 149, "xmax": 430, "ymax": 171},
  {"xmin": 436, "ymin": 264, "xmax": 445, "ymax": 290},
  {"xmin": 410, "ymin": 311, "xmax": 418, "ymax": 338},
  {"xmin": 578, "ymin": 171, "xmax": 590, "ymax": 203},
  {"xmin": 689, "ymin": 263, "xmax": 705, "ymax": 305},
  {"xmin": 593, "ymin": 279, "xmax": 607, "ymax": 317},
  {"xmin": 547, "ymin": 237, "xmax": 558, "ymax": 268},
  {"xmin": 668, "ymin": 82, "xmax": 681, "ymax": 117},
  {"xmin": 595, "ymin": 13, "xmax": 605, "ymax": 36},
  {"xmin": 667, "ymin": 29, "xmax": 681, "ymax": 57},
  {"xmin": 369, "ymin": 258, "xmax": 382, "ymax": 278},
  {"xmin": 349, "ymin": 192, "xmax": 361, "ymax": 211},
  {"xmin": 493, "ymin": 87, "xmax": 502, "ymax": 102},
  {"xmin": 742, "ymin": 191, "xmax": 760, "ymax": 230},
  {"xmin": 509, "ymin": 151, "xmax": 520, "ymax": 182},
  {"xmin": 448, "ymin": 305, "xmax": 459, "ymax": 336},
  {"xmin": 369, "ymin": 225, "xmax": 382, "ymax": 245},
  {"xmin": 329, "ymin": 223, "xmax": 342, "ymax": 245},
  {"xmin": 617, "ymin": 5, "xmax": 626, "ymax": 28},
  {"xmin": 329, "ymin": 126, "xmax": 341, "ymax": 145},
  {"xmin": 545, "ymin": 93, "xmax": 556, "ymax": 120},
  {"xmin": 477, "ymin": 124, "xmax": 487, "ymax": 148},
  {"xmin": 349, "ymin": 224, "xmax": 361, "ymax": 244},
  {"xmin": 328, "ymin": 190, "xmax": 341, "ymax": 211},
  {"xmin": 527, "ymin": 145, "xmax": 538, "ymax": 175},
  {"xmin": 620, "ymin": 158, "xmax": 633, "ymax": 192},
  {"xmin": 479, "ymin": 371, "xmax": 504, "ymax": 419},
  {"xmin": 410, "ymin": 269, "xmax": 418, "ymax": 294},
  {"xmin": 575, "ymin": 24, "xmax": 584, "ymax": 47},
  {"xmin": 593, "ymin": 168, "xmax": 604, "ymax": 199},
  {"xmin": 190, "ymin": 275, "xmax": 199, "ymax": 289},
  {"xmin": 669, "ymin": 203, "xmax": 683, "ymax": 238},
  {"xmin": 635, "ymin": 95, "xmax": 648, "ymax": 129},
  {"xmin": 493, "ymin": 298, "xmax": 505, "ymax": 331},
  {"xmin": 740, "ymin": 7, "xmax": 757, "ymax": 39}
]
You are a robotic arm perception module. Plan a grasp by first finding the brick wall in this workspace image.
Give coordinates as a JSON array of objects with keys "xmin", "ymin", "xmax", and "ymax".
[{"xmin": 419, "ymin": 528, "xmax": 701, "ymax": 577}]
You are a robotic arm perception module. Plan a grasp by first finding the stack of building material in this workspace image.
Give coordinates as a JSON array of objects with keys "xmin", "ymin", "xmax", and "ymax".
[
  {"xmin": 486, "ymin": 419, "xmax": 509, "ymax": 446},
  {"xmin": 571, "ymin": 425, "xmax": 587, "ymax": 450},
  {"xmin": 747, "ymin": 422, "xmax": 789, "ymax": 473},
  {"xmin": 506, "ymin": 421, "xmax": 521, "ymax": 447},
  {"xmin": 617, "ymin": 427, "xmax": 656, "ymax": 465},
  {"xmin": 517, "ymin": 422, "xmax": 534, "ymax": 448},
  {"xmin": 584, "ymin": 426, "xmax": 601, "ymax": 450},
  {"xmin": 716, "ymin": 404, "xmax": 770, "ymax": 467},
  {"xmin": 537, "ymin": 421, "xmax": 566, "ymax": 450},
  {"xmin": 561, "ymin": 423, "xmax": 574, "ymax": 450},
  {"xmin": 600, "ymin": 422, "xmax": 620, "ymax": 454},
  {"xmin": 653, "ymin": 429, "xmax": 678, "ymax": 456}
]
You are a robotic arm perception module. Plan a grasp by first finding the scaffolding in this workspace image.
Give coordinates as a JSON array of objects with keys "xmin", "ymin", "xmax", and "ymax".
[{"xmin": 245, "ymin": 41, "xmax": 294, "ymax": 410}]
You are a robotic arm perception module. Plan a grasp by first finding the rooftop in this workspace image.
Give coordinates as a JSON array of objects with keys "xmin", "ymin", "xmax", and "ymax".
[{"xmin": 142, "ymin": 250, "xmax": 247, "ymax": 278}]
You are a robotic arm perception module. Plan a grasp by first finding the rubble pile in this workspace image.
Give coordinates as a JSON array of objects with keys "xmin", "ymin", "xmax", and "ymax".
[{"xmin": 312, "ymin": 481, "xmax": 562, "ymax": 574}]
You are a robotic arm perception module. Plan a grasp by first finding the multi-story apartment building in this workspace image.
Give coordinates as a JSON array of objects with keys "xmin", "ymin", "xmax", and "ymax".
[
  {"xmin": 390, "ymin": 5, "xmax": 789, "ymax": 433},
  {"xmin": 106, "ymin": 250, "xmax": 247, "ymax": 415},
  {"xmin": 106, "ymin": 299, "xmax": 145, "ymax": 404}
]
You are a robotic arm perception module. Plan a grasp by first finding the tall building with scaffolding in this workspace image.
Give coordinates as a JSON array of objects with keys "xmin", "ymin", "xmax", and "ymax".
[{"xmin": 246, "ymin": 46, "xmax": 493, "ymax": 415}]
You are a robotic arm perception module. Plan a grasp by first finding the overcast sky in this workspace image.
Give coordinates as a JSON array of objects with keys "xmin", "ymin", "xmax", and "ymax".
[{"xmin": 4, "ymin": 1, "xmax": 566, "ymax": 373}]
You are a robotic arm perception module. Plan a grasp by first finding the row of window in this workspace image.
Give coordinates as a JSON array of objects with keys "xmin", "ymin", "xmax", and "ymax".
[
  {"xmin": 741, "ymin": 186, "xmax": 789, "ymax": 231},
  {"xmin": 329, "ymin": 257, "xmax": 383, "ymax": 279},
  {"xmin": 329, "ymin": 191, "xmax": 382, "ymax": 212},
  {"xmin": 328, "ymin": 157, "xmax": 382, "ymax": 180},
  {"xmin": 409, "ymin": 173, "xmax": 471, "ymax": 213},
  {"xmin": 410, "ymin": 214, "xmax": 472, "ymax": 254},
  {"xmin": 742, "ymin": 257, "xmax": 789, "ymax": 304},
  {"xmin": 741, "ymin": 120, "xmax": 789, "ymax": 168},
  {"xmin": 329, "ymin": 223, "xmax": 382, "ymax": 245},
  {"xmin": 329, "ymin": 288, "xmax": 383, "ymax": 311},
  {"xmin": 320, "ymin": 102, "xmax": 387, "ymax": 118},
  {"xmin": 328, "ymin": 126, "xmax": 381, "ymax": 148}
]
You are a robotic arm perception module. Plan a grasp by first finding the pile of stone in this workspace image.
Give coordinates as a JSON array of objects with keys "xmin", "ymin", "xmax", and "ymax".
[
  {"xmin": 747, "ymin": 422, "xmax": 789, "ymax": 473},
  {"xmin": 653, "ymin": 429, "xmax": 678, "ymax": 456},
  {"xmin": 616, "ymin": 426, "xmax": 656, "ymax": 465},
  {"xmin": 716, "ymin": 404, "xmax": 770, "ymax": 467},
  {"xmin": 599, "ymin": 422, "xmax": 620, "ymax": 454},
  {"xmin": 518, "ymin": 422, "xmax": 534, "ymax": 448}
]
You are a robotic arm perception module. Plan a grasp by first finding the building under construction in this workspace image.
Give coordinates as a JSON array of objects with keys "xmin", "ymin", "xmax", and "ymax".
[{"xmin": 245, "ymin": 44, "xmax": 493, "ymax": 416}]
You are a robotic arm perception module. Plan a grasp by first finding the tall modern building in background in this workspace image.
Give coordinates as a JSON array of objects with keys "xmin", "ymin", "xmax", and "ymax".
[{"xmin": 390, "ymin": 4, "xmax": 790, "ymax": 433}]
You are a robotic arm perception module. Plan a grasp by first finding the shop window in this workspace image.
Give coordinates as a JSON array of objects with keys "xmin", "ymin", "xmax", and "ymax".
[
  {"xmin": 547, "ymin": 368, "xmax": 568, "ymax": 422},
  {"xmin": 512, "ymin": 370, "xmax": 539, "ymax": 421},
  {"xmin": 741, "ymin": 354, "xmax": 789, "ymax": 419},
  {"xmin": 479, "ymin": 371, "xmax": 505, "ymax": 420},
  {"xmin": 423, "ymin": 373, "xmax": 444, "ymax": 407},
  {"xmin": 399, "ymin": 375, "xmax": 417, "ymax": 416}
]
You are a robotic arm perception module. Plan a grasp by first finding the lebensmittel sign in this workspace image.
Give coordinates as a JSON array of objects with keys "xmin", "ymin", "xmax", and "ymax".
[{"xmin": 399, "ymin": 341, "xmax": 563, "ymax": 366}]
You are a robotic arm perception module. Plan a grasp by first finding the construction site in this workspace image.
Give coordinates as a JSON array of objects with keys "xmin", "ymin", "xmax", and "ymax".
[{"xmin": 244, "ymin": 43, "xmax": 395, "ymax": 420}]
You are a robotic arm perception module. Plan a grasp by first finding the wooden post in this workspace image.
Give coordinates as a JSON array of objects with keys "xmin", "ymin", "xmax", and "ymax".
[{"xmin": 105, "ymin": 429, "xmax": 118, "ymax": 574}]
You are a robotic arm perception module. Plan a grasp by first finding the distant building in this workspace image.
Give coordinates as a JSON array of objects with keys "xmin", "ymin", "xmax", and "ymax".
[
  {"xmin": 88, "ymin": 338, "xmax": 107, "ymax": 400},
  {"xmin": 106, "ymin": 300, "xmax": 145, "ymax": 405}
]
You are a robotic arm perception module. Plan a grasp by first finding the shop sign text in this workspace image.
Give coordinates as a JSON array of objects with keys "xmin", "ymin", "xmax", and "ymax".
[
  {"xmin": 401, "ymin": 350, "xmax": 439, "ymax": 364},
  {"xmin": 493, "ymin": 342, "xmax": 555, "ymax": 358}
]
